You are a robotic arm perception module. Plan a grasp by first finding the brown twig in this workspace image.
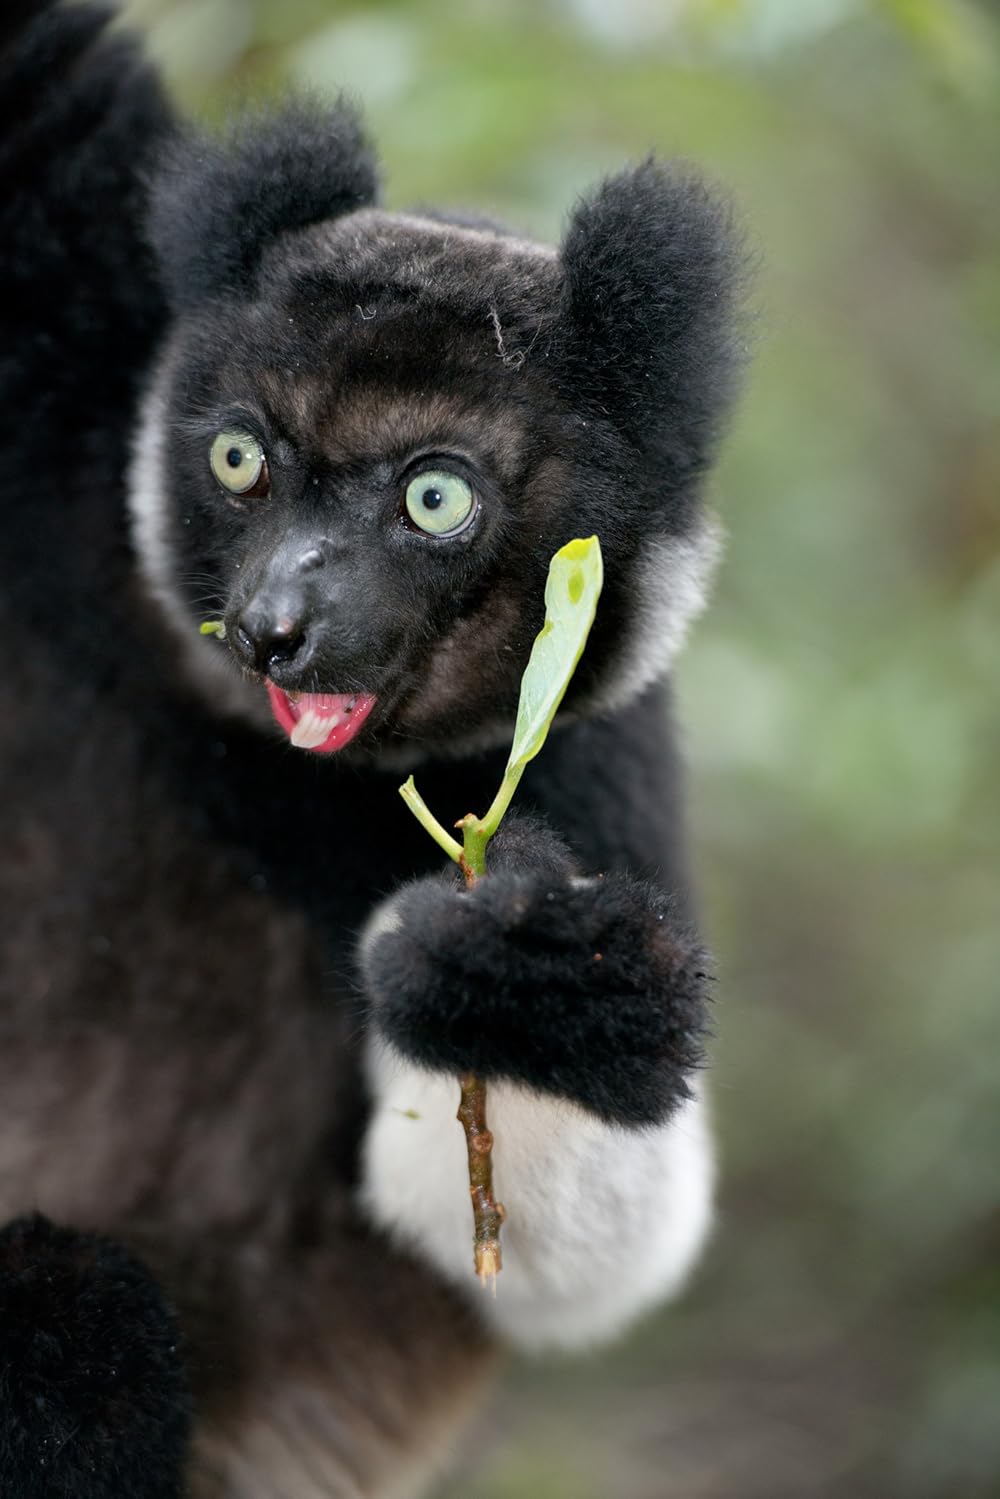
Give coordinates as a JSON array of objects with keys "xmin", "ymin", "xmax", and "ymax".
[
  {"xmin": 456, "ymin": 1071, "xmax": 506, "ymax": 1288},
  {"xmin": 455, "ymin": 830, "xmax": 505, "ymax": 1286},
  {"xmin": 399, "ymin": 540, "xmax": 603, "ymax": 1288}
]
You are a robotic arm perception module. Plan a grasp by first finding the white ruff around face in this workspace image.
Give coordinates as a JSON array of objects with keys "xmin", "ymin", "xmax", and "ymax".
[
  {"xmin": 126, "ymin": 357, "xmax": 270, "ymax": 726},
  {"xmin": 580, "ymin": 517, "xmax": 724, "ymax": 719}
]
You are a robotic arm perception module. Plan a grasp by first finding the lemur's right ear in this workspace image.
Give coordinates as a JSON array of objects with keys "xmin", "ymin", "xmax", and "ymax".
[{"xmin": 149, "ymin": 98, "xmax": 379, "ymax": 312}]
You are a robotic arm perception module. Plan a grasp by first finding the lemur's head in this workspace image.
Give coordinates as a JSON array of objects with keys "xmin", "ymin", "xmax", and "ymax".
[{"xmin": 131, "ymin": 101, "xmax": 742, "ymax": 763}]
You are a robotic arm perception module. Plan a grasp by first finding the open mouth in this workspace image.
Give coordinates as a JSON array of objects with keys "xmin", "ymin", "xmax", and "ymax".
[{"xmin": 266, "ymin": 683, "xmax": 377, "ymax": 754}]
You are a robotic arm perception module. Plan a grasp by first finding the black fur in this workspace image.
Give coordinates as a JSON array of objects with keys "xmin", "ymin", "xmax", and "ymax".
[
  {"xmin": 0, "ymin": 2, "xmax": 744, "ymax": 1493},
  {"xmin": 150, "ymin": 100, "xmax": 379, "ymax": 312},
  {"xmin": 365, "ymin": 817, "xmax": 709, "ymax": 1126},
  {"xmin": 557, "ymin": 157, "xmax": 746, "ymax": 529},
  {"xmin": 0, "ymin": 1216, "xmax": 189, "ymax": 1499}
]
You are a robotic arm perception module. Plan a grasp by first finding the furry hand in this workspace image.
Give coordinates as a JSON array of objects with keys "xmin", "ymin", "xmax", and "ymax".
[{"xmin": 361, "ymin": 817, "xmax": 709, "ymax": 1126}]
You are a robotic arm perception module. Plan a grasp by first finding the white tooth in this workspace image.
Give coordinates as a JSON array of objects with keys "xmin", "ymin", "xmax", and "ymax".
[{"xmin": 290, "ymin": 708, "xmax": 342, "ymax": 749}]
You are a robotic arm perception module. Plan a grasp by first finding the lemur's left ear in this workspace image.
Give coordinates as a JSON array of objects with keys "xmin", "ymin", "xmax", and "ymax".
[
  {"xmin": 148, "ymin": 98, "xmax": 379, "ymax": 312},
  {"xmin": 556, "ymin": 158, "xmax": 746, "ymax": 491}
]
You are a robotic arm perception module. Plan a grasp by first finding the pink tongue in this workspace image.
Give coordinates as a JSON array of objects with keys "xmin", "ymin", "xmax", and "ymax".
[{"xmin": 266, "ymin": 684, "xmax": 376, "ymax": 754}]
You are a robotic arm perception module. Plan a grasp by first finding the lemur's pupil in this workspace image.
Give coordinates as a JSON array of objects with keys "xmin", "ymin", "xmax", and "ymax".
[
  {"xmin": 422, "ymin": 488, "xmax": 443, "ymax": 510},
  {"xmin": 226, "ymin": 447, "xmax": 242, "ymax": 468}
]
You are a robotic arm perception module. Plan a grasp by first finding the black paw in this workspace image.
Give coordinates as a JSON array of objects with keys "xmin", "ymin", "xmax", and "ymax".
[
  {"xmin": 0, "ymin": 1214, "xmax": 190, "ymax": 1499},
  {"xmin": 362, "ymin": 817, "xmax": 709, "ymax": 1126}
]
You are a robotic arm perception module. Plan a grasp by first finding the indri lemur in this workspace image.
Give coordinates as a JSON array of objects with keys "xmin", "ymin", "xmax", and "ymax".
[{"xmin": 0, "ymin": 3, "xmax": 744, "ymax": 1495}]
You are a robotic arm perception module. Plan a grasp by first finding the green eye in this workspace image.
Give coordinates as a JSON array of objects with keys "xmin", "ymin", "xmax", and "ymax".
[
  {"xmin": 404, "ymin": 470, "xmax": 475, "ymax": 536},
  {"xmin": 210, "ymin": 431, "xmax": 269, "ymax": 497}
]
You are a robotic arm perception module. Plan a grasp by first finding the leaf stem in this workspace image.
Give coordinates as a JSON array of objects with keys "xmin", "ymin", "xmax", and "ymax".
[
  {"xmin": 455, "ymin": 813, "xmax": 490, "ymax": 882},
  {"xmin": 479, "ymin": 760, "xmax": 526, "ymax": 842},
  {"xmin": 399, "ymin": 777, "xmax": 463, "ymax": 864}
]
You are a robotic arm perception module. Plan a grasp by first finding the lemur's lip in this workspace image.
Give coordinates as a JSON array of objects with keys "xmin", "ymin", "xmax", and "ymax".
[{"xmin": 266, "ymin": 683, "xmax": 377, "ymax": 753}]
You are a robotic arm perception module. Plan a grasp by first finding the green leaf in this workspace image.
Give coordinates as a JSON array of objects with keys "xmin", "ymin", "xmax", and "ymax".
[
  {"xmin": 479, "ymin": 536, "xmax": 603, "ymax": 839},
  {"xmin": 506, "ymin": 536, "xmax": 603, "ymax": 770},
  {"xmin": 509, "ymin": 536, "xmax": 602, "ymax": 773},
  {"xmin": 401, "ymin": 535, "xmax": 604, "ymax": 859},
  {"xmin": 199, "ymin": 619, "xmax": 226, "ymax": 637}
]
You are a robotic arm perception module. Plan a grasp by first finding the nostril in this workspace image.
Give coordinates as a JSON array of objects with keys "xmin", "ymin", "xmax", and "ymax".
[
  {"xmin": 237, "ymin": 608, "xmax": 308, "ymax": 673},
  {"xmin": 265, "ymin": 628, "xmax": 305, "ymax": 668}
]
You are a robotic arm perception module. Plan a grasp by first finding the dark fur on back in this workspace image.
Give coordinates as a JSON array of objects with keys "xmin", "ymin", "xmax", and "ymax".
[
  {"xmin": 0, "ymin": 4, "xmax": 744, "ymax": 1495},
  {"xmin": 0, "ymin": 1215, "xmax": 190, "ymax": 1499}
]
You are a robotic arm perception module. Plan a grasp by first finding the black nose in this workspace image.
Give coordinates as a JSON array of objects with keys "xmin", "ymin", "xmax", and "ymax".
[{"xmin": 236, "ymin": 604, "xmax": 307, "ymax": 674}]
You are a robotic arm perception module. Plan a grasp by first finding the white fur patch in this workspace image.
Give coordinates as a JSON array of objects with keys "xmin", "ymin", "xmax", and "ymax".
[
  {"xmin": 582, "ymin": 516, "xmax": 724, "ymax": 718},
  {"xmin": 127, "ymin": 360, "xmax": 270, "ymax": 726},
  {"xmin": 358, "ymin": 896, "xmax": 406, "ymax": 968},
  {"xmin": 360, "ymin": 1039, "xmax": 714, "ymax": 1352}
]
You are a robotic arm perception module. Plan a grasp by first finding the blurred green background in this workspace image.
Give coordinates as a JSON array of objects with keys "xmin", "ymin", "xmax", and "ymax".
[{"xmin": 119, "ymin": 0, "xmax": 1000, "ymax": 1493}]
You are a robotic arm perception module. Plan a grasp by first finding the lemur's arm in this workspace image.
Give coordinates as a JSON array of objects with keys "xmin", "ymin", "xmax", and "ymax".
[{"xmin": 357, "ymin": 816, "xmax": 713, "ymax": 1349}]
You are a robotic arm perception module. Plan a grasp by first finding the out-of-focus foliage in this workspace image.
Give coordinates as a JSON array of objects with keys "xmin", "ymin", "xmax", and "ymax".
[{"xmin": 120, "ymin": 0, "xmax": 1000, "ymax": 1492}]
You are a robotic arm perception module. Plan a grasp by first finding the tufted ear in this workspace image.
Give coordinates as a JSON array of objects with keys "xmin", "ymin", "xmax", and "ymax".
[
  {"xmin": 148, "ymin": 97, "xmax": 379, "ymax": 312},
  {"xmin": 557, "ymin": 158, "xmax": 746, "ymax": 495}
]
